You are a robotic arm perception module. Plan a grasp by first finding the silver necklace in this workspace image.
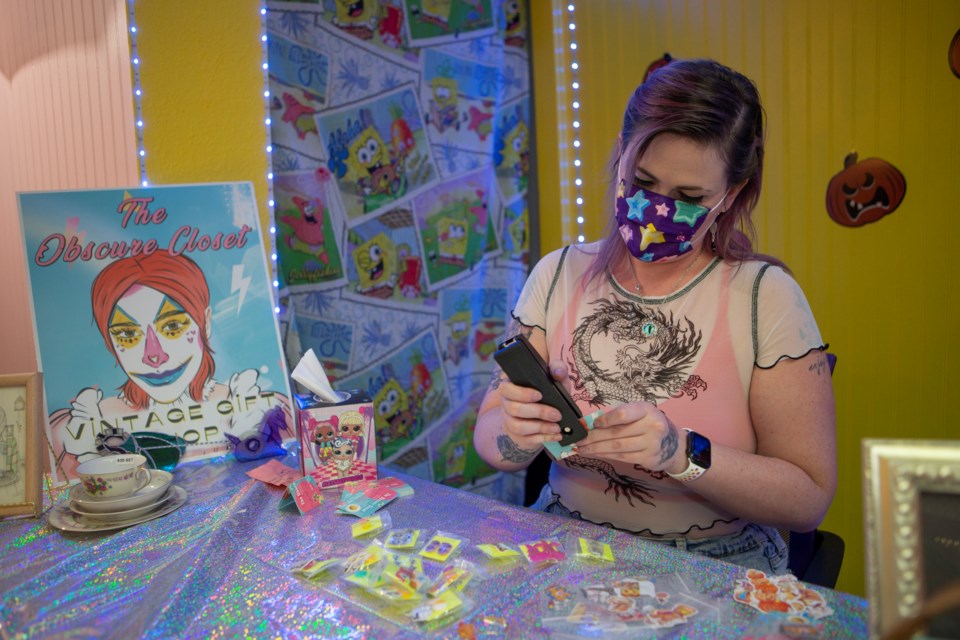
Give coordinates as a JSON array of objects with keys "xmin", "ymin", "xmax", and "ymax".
[{"xmin": 629, "ymin": 248, "xmax": 703, "ymax": 296}]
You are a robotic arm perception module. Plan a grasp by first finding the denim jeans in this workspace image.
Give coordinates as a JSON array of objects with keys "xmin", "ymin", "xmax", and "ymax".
[{"xmin": 531, "ymin": 485, "xmax": 790, "ymax": 574}]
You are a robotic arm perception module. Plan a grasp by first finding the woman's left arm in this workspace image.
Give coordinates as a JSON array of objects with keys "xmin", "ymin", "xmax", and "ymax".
[{"xmin": 682, "ymin": 349, "xmax": 837, "ymax": 532}]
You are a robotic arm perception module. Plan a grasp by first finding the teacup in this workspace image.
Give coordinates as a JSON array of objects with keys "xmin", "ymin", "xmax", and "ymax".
[{"xmin": 75, "ymin": 454, "xmax": 150, "ymax": 499}]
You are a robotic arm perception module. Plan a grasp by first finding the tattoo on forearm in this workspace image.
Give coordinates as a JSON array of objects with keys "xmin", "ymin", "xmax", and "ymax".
[
  {"xmin": 497, "ymin": 434, "xmax": 539, "ymax": 463},
  {"xmin": 809, "ymin": 355, "xmax": 828, "ymax": 376},
  {"xmin": 488, "ymin": 370, "xmax": 507, "ymax": 391},
  {"xmin": 659, "ymin": 422, "xmax": 680, "ymax": 465}
]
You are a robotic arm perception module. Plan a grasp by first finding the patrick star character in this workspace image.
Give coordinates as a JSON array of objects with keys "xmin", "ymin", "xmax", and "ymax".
[
  {"xmin": 466, "ymin": 105, "xmax": 493, "ymax": 141},
  {"xmin": 281, "ymin": 195, "xmax": 329, "ymax": 263},
  {"xmin": 281, "ymin": 93, "xmax": 319, "ymax": 140}
]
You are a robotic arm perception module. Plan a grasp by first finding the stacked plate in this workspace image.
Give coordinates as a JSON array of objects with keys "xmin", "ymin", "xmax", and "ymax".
[{"xmin": 49, "ymin": 469, "xmax": 187, "ymax": 533}]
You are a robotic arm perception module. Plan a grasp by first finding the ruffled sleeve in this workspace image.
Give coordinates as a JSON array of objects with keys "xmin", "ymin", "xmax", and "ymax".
[
  {"xmin": 754, "ymin": 265, "xmax": 826, "ymax": 368},
  {"xmin": 511, "ymin": 246, "xmax": 568, "ymax": 331}
]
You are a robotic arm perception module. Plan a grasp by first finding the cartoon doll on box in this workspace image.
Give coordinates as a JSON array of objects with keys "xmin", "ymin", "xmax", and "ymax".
[{"xmin": 49, "ymin": 250, "xmax": 290, "ymax": 478}]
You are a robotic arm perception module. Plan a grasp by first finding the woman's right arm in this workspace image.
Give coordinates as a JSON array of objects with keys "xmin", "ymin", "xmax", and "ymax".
[{"xmin": 473, "ymin": 321, "xmax": 565, "ymax": 472}]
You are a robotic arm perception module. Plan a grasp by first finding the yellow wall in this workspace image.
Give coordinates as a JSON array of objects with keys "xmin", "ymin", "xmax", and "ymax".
[
  {"xmin": 135, "ymin": 0, "xmax": 272, "ymax": 241},
  {"xmin": 531, "ymin": 0, "xmax": 960, "ymax": 596}
]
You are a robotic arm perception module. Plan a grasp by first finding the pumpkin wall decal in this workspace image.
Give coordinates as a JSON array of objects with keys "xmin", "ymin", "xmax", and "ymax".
[
  {"xmin": 643, "ymin": 53, "xmax": 673, "ymax": 83},
  {"xmin": 825, "ymin": 152, "xmax": 906, "ymax": 227},
  {"xmin": 950, "ymin": 28, "xmax": 960, "ymax": 79}
]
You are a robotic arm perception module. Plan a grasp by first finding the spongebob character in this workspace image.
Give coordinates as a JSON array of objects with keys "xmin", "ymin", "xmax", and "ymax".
[
  {"xmin": 445, "ymin": 310, "xmax": 470, "ymax": 365},
  {"xmin": 507, "ymin": 208, "xmax": 528, "ymax": 259},
  {"xmin": 424, "ymin": 76, "xmax": 460, "ymax": 134},
  {"xmin": 374, "ymin": 379, "xmax": 414, "ymax": 443},
  {"xmin": 332, "ymin": 0, "xmax": 381, "ymax": 40},
  {"xmin": 352, "ymin": 232, "xmax": 397, "ymax": 297},
  {"xmin": 346, "ymin": 126, "xmax": 406, "ymax": 211},
  {"xmin": 444, "ymin": 436, "xmax": 467, "ymax": 481},
  {"xmin": 502, "ymin": 121, "xmax": 530, "ymax": 192},
  {"xmin": 413, "ymin": 0, "xmax": 452, "ymax": 29},
  {"xmin": 436, "ymin": 215, "xmax": 468, "ymax": 266},
  {"xmin": 503, "ymin": 0, "xmax": 526, "ymax": 48}
]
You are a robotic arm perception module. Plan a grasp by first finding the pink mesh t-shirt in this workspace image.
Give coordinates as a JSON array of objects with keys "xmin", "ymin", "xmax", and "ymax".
[{"xmin": 513, "ymin": 243, "xmax": 826, "ymax": 539}]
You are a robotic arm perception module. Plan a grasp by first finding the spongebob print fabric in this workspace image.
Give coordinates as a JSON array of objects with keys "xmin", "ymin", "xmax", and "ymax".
[{"xmin": 266, "ymin": 1, "xmax": 532, "ymax": 502}]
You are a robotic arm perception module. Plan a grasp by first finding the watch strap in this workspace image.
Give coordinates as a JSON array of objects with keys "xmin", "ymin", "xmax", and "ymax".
[{"xmin": 666, "ymin": 428, "xmax": 708, "ymax": 483}]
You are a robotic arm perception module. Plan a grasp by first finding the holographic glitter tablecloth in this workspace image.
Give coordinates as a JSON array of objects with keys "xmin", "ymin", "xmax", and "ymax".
[{"xmin": 0, "ymin": 453, "xmax": 869, "ymax": 639}]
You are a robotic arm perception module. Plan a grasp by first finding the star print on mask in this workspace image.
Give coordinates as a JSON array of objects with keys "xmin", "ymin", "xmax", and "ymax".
[
  {"xmin": 638, "ymin": 223, "xmax": 665, "ymax": 251},
  {"xmin": 626, "ymin": 191, "xmax": 651, "ymax": 223}
]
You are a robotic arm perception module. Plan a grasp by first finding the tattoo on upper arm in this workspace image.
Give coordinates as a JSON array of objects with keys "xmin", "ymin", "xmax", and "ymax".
[
  {"xmin": 809, "ymin": 354, "xmax": 828, "ymax": 376},
  {"xmin": 659, "ymin": 421, "xmax": 680, "ymax": 466},
  {"xmin": 496, "ymin": 434, "xmax": 539, "ymax": 463}
]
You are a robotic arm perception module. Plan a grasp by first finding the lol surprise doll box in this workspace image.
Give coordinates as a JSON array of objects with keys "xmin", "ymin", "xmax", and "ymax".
[{"xmin": 295, "ymin": 390, "xmax": 377, "ymax": 490}]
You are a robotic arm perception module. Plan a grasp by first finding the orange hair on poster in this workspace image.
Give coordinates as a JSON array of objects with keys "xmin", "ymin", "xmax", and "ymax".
[{"xmin": 91, "ymin": 250, "xmax": 215, "ymax": 410}]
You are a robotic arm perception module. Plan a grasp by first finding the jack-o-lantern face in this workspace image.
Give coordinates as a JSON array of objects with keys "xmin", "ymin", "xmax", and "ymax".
[
  {"xmin": 950, "ymin": 29, "xmax": 960, "ymax": 79},
  {"xmin": 643, "ymin": 53, "xmax": 673, "ymax": 84},
  {"xmin": 825, "ymin": 152, "xmax": 906, "ymax": 227}
]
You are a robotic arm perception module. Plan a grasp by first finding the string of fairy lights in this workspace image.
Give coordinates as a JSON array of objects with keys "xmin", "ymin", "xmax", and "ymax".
[
  {"xmin": 127, "ymin": 1, "xmax": 147, "ymax": 187},
  {"xmin": 127, "ymin": 1, "xmax": 282, "ymax": 314},
  {"xmin": 259, "ymin": 3, "xmax": 282, "ymax": 315},
  {"xmin": 567, "ymin": 1, "xmax": 585, "ymax": 243},
  {"xmin": 553, "ymin": 0, "xmax": 586, "ymax": 243}
]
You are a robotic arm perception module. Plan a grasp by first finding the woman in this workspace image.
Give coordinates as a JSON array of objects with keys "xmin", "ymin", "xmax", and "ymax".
[
  {"xmin": 51, "ymin": 250, "xmax": 288, "ymax": 477},
  {"xmin": 474, "ymin": 59, "xmax": 836, "ymax": 573}
]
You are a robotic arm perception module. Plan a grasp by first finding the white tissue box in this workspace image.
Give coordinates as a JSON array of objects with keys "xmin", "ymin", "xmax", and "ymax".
[{"xmin": 295, "ymin": 390, "xmax": 377, "ymax": 489}]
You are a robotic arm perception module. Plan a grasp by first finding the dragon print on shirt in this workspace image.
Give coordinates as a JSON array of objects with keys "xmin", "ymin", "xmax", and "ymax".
[
  {"xmin": 568, "ymin": 297, "xmax": 703, "ymax": 406},
  {"xmin": 557, "ymin": 297, "xmax": 705, "ymax": 510}
]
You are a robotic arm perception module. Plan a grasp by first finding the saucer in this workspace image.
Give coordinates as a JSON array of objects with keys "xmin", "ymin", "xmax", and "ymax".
[
  {"xmin": 69, "ymin": 469, "xmax": 173, "ymax": 513},
  {"xmin": 69, "ymin": 487, "xmax": 175, "ymax": 523},
  {"xmin": 50, "ymin": 485, "xmax": 187, "ymax": 533}
]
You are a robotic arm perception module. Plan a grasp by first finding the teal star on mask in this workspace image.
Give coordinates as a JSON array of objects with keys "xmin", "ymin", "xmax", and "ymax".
[
  {"xmin": 626, "ymin": 192, "xmax": 651, "ymax": 222},
  {"xmin": 673, "ymin": 200, "xmax": 708, "ymax": 227}
]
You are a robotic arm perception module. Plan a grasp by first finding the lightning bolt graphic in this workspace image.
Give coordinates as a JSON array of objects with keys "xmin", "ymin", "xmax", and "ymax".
[{"xmin": 231, "ymin": 263, "xmax": 251, "ymax": 315}]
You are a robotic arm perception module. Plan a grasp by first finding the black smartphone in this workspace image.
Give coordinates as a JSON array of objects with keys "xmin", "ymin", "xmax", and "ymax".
[{"xmin": 493, "ymin": 334, "xmax": 588, "ymax": 447}]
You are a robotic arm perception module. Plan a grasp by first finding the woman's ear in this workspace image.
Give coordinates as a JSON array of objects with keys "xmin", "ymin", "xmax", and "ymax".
[
  {"xmin": 205, "ymin": 307, "xmax": 212, "ymax": 339},
  {"xmin": 723, "ymin": 179, "xmax": 749, "ymax": 212}
]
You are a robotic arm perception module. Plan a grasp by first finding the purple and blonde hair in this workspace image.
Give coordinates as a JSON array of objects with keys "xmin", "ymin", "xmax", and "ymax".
[{"xmin": 584, "ymin": 58, "xmax": 785, "ymax": 287}]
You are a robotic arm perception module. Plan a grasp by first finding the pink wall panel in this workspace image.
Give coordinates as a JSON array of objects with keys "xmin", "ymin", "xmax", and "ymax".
[{"xmin": 0, "ymin": 0, "xmax": 138, "ymax": 374}]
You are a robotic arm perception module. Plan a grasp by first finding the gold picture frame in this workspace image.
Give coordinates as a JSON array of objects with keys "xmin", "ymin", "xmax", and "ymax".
[
  {"xmin": 863, "ymin": 438, "xmax": 960, "ymax": 638},
  {"xmin": 0, "ymin": 372, "xmax": 43, "ymax": 518}
]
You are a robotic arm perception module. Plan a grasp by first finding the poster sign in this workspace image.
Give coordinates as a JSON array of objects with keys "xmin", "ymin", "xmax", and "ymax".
[{"xmin": 18, "ymin": 183, "xmax": 292, "ymax": 483}]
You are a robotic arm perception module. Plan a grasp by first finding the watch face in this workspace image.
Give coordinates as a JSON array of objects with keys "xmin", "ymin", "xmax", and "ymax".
[{"xmin": 687, "ymin": 431, "xmax": 711, "ymax": 469}]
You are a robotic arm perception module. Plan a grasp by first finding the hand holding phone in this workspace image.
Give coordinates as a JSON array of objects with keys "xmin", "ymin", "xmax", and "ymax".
[{"xmin": 493, "ymin": 334, "xmax": 589, "ymax": 447}]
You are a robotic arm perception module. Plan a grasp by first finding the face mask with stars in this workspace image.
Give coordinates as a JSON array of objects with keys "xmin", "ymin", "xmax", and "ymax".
[{"xmin": 615, "ymin": 178, "xmax": 726, "ymax": 263}]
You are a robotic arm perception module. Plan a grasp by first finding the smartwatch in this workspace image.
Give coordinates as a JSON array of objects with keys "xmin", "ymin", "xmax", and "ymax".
[{"xmin": 666, "ymin": 428, "xmax": 711, "ymax": 483}]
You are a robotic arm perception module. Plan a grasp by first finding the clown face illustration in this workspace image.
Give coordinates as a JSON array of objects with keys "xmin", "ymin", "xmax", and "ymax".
[{"xmin": 107, "ymin": 286, "xmax": 208, "ymax": 404}]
